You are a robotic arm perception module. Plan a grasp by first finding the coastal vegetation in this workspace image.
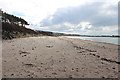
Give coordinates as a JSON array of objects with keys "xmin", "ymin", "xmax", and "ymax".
[{"xmin": 2, "ymin": 11, "xmax": 29, "ymax": 26}]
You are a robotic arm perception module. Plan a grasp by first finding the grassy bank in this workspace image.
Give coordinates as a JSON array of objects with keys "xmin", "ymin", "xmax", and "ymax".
[{"xmin": 2, "ymin": 22, "xmax": 54, "ymax": 40}]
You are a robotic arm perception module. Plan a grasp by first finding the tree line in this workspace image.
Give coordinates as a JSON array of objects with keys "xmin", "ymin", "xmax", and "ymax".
[{"xmin": 1, "ymin": 10, "xmax": 29, "ymax": 27}]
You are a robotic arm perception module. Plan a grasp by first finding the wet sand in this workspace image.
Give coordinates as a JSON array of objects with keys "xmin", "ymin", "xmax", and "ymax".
[{"xmin": 2, "ymin": 36, "xmax": 119, "ymax": 78}]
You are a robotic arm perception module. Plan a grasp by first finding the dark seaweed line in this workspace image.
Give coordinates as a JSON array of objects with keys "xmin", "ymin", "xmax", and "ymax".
[
  {"xmin": 101, "ymin": 58, "xmax": 120, "ymax": 65},
  {"xmin": 89, "ymin": 52, "xmax": 120, "ymax": 65},
  {"xmin": 73, "ymin": 46, "xmax": 97, "ymax": 52}
]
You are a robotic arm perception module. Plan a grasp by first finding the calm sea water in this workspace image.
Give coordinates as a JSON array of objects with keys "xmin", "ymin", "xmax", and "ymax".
[{"xmin": 66, "ymin": 36, "xmax": 119, "ymax": 45}]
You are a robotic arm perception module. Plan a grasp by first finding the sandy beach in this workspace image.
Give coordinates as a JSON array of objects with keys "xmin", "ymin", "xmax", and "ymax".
[{"xmin": 2, "ymin": 36, "xmax": 119, "ymax": 78}]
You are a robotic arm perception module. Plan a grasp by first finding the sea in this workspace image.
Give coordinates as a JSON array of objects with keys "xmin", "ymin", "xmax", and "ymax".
[{"xmin": 66, "ymin": 36, "xmax": 120, "ymax": 45}]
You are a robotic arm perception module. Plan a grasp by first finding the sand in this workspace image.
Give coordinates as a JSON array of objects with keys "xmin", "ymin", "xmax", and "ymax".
[{"xmin": 2, "ymin": 36, "xmax": 119, "ymax": 78}]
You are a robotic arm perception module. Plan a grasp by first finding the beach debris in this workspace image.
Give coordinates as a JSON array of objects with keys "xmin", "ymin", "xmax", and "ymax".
[
  {"xmin": 89, "ymin": 53, "xmax": 100, "ymax": 58},
  {"xmin": 75, "ymin": 68, "xmax": 79, "ymax": 72},
  {"xmin": 22, "ymin": 55, "xmax": 27, "ymax": 57},
  {"xmin": 52, "ymin": 72, "xmax": 57, "ymax": 75},
  {"xmin": 25, "ymin": 64, "xmax": 33, "ymax": 66},
  {"xmin": 41, "ymin": 62, "xmax": 44, "ymax": 65},
  {"xmin": 77, "ymin": 50, "xmax": 86, "ymax": 53},
  {"xmin": 11, "ymin": 74, "xmax": 14, "ymax": 76},
  {"xmin": 19, "ymin": 50, "xmax": 30, "ymax": 55},
  {"xmin": 32, "ymin": 48, "xmax": 34, "ymax": 50},
  {"xmin": 59, "ymin": 60, "xmax": 62, "ymax": 62},
  {"xmin": 24, "ymin": 63, "xmax": 34, "ymax": 67},
  {"xmin": 46, "ymin": 45, "xmax": 53, "ymax": 48},
  {"xmin": 71, "ymin": 68, "xmax": 74, "ymax": 71},
  {"xmin": 28, "ymin": 75, "xmax": 30, "ymax": 77}
]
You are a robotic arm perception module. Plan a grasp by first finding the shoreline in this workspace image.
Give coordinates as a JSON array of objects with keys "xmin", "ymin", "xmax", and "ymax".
[
  {"xmin": 2, "ymin": 36, "xmax": 119, "ymax": 78},
  {"xmin": 3, "ymin": 35, "xmax": 119, "ymax": 45},
  {"xmin": 64, "ymin": 36, "xmax": 119, "ymax": 45}
]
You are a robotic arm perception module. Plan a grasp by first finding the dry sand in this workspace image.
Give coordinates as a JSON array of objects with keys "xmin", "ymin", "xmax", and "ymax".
[{"xmin": 2, "ymin": 36, "xmax": 119, "ymax": 78}]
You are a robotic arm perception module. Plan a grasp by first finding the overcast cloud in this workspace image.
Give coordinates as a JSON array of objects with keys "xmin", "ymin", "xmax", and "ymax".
[
  {"xmin": 39, "ymin": 1, "xmax": 118, "ymax": 35},
  {"xmin": 40, "ymin": 2, "xmax": 117, "ymax": 26}
]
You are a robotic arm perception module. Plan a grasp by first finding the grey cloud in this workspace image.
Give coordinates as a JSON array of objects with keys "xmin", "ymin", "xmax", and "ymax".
[{"xmin": 40, "ymin": 2, "xmax": 117, "ymax": 27}]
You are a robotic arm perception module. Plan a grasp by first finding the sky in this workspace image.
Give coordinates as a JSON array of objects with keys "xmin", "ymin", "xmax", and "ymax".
[{"xmin": 0, "ymin": 0, "xmax": 119, "ymax": 35}]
